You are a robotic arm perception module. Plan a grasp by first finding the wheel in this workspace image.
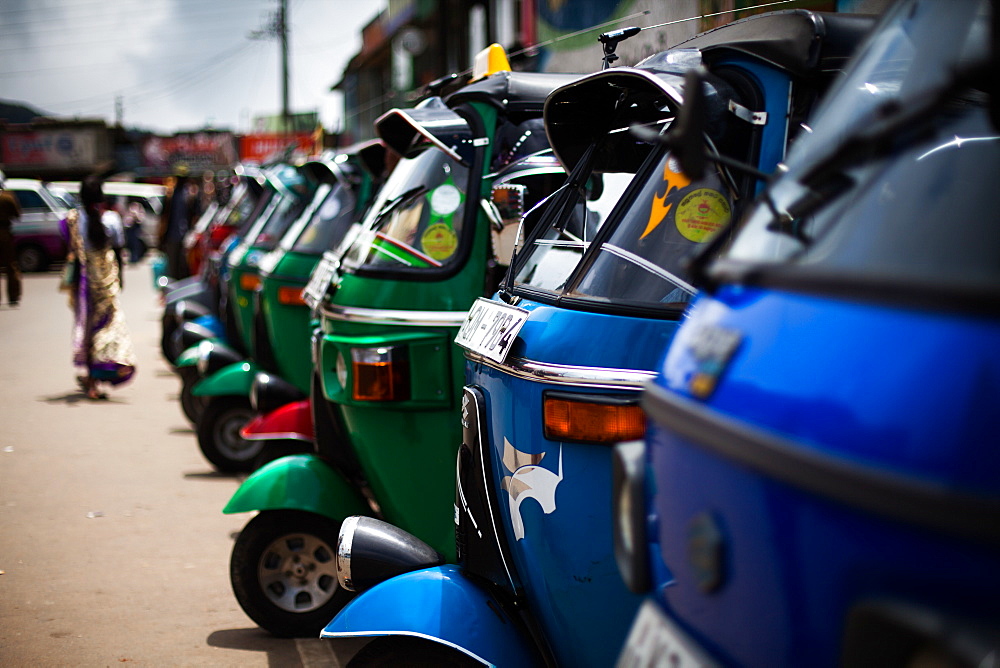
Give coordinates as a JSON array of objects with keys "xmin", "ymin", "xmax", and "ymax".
[
  {"xmin": 230, "ymin": 510, "xmax": 354, "ymax": 637},
  {"xmin": 348, "ymin": 636, "xmax": 482, "ymax": 667},
  {"xmin": 161, "ymin": 315, "xmax": 179, "ymax": 362},
  {"xmin": 16, "ymin": 244, "xmax": 47, "ymax": 273},
  {"xmin": 196, "ymin": 396, "xmax": 261, "ymax": 472},
  {"xmin": 178, "ymin": 367, "xmax": 208, "ymax": 424}
]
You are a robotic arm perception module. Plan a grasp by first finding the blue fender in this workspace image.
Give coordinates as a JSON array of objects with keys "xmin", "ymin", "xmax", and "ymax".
[
  {"xmin": 322, "ymin": 565, "xmax": 543, "ymax": 667},
  {"xmin": 222, "ymin": 453, "xmax": 369, "ymax": 518},
  {"xmin": 192, "ymin": 360, "xmax": 258, "ymax": 397}
]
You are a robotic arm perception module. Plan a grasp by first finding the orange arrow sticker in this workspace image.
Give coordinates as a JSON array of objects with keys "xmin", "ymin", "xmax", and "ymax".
[{"xmin": 641, "ymin": 158, "xmax": 692, "ymax": 240}]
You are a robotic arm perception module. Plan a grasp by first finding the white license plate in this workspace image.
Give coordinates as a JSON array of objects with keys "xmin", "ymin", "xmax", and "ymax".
[
  {"xmin": 617, "ymin": 600, "xmax": 717, "ymax": 668},
  {"xmin": 454, "ymin": 297, "xmax": 530, "ymax": 364},
  {"xmin": 303, "ymin": 253, "xmax": 339, "ymax": 309}
]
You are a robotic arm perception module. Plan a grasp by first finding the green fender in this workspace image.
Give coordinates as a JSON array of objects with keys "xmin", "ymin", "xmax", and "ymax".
[
  {"xmin": 175, "ymin": 344, "xmax": 205, "ymax": 369},
  {"xmin": 222, "ymin": 454, "xmax": 370, "ymax": 519},
  {"xmin": 192, "ymin": 360, "xmax": 258, "ymax": 397}
]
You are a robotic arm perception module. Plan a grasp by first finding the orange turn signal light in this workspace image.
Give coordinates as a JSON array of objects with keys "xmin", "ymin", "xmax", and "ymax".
[
  {"xmin": 351, "ymin": 346, "xmax": 409, "ymax": 401},
  {"xmin": 239, "ymin": 273, "xmax": 262, "ymax": 292},
  {"xmin": 543, "ymin": 394, "xmax": 645, "ymax": 444},
  {"xmin": 277, "ymin": 285, "xmax": 307, "ymax": 306}
]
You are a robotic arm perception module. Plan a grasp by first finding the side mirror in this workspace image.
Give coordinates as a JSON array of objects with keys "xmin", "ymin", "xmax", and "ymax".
[
  {"xmin": 490, "ymin": 183, "xmax": 526, "ymax": 228},
  {"xmin": 665, "ymin": 67, "xmax": 709, "ymax": 180}
]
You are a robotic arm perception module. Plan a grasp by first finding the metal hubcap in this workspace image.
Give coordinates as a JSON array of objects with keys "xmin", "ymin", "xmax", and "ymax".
[
  {"xmin": 258, "ymin": 532, "xmax": 337, "ymax": 613},
  {"xmin": 213, "ymin": 408, "xmax": 261, "ymax": 461}
]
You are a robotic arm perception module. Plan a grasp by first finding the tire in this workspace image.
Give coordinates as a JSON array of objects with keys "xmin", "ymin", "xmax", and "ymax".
[
  {"xmin": 196, "ymin": 396, "xmax": 261, "ymax": 472},
  {"xmin": 230, "ymin": 510, "xmax": 354, "ymax": 638},
  {"xmin": 16, "ymin": 244, "xmax": 47, "ymax": 273},
  {"xmin": 348, "ymin": 636, "xmax": 482, "ymax": 667},
  {"xmin": 178, "ymin": 367, "xmax": 208, "ymax": 424}
]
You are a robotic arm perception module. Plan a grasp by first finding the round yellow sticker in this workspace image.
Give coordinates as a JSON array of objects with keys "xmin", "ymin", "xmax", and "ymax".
[
  {"xmin": 675, "ymin": 189, "xmax": 731, "ymax": 242},
  {"xmin": 421, "ymin": 223, "xmax": 459, "ymax": 261}
]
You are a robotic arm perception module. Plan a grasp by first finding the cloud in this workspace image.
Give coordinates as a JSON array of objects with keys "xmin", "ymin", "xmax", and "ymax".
[{"xmin": 0, "ymin": 0, "xmax": 381, "ymax": 134}]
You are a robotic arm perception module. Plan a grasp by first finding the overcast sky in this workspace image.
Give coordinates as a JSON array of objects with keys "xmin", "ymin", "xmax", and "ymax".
[{"xmin": 0, "ymin": 0, "xmax": 384, "ymax": 134}]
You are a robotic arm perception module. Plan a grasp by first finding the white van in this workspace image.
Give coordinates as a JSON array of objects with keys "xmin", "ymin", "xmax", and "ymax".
[
  {"xmin": 4, "ymin": 178, "xmax": 71, "ymax": 272},
  {"xmin": 52, "ymin": 181, "xmax": 165, "ymax": 247}
]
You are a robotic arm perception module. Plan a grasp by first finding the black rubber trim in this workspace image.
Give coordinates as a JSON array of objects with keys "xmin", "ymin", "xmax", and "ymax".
[{"xmin": 642, "ymin": 382, "xmax": 1000, "ymax": 546}]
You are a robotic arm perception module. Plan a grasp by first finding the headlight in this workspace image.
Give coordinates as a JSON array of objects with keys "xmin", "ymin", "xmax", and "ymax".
[
  {"xmin": 250, "ymin": 371, "xmax": 306, "ymax": 414},
  {"xmin": 196, "ymin": 340, "xmax": 243, "ymax": 378},
  {"xmin": 337, "ymin": 516, "xmax": 443, "ymax": 592}
]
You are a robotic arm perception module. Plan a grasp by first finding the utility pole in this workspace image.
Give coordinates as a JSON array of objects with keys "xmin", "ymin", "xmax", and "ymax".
[
  {"xmin": 115, "ymin": 95, "xmax": 124, "ymax": 127},
  {"xmin": 279, "ymin": 0, "xmax": 290, "ymax": 133},
  {"xmin": 249, "ymin": 0, "xmax": 292, "ymax": 133}
]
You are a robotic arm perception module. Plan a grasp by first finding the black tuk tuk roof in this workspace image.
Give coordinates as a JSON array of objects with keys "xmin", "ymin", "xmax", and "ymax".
[
  {"xmin": 375, "ymin": 97, "xmax": 473, "ymax": 164},
  {"xmin": 299, "ymin": 152, "xmax": 359, "ymax": 191},
  {"xmin": 667, "ymin": 9, "xmax": 875, "ymax": 78},
  {"xmin": 376, "ymin": 70, "xmax": 591, "ymax": 168},
  {"xmin": 544, "ymin": 10, "xmax": 876, "ymax": 172},
  {"xmin": 445, "ymin": 70, "xmax": 589, "ymax": 114},
  {"xmin": 353, "ymin": 139, "xmax": 387, "ymax": 178}
]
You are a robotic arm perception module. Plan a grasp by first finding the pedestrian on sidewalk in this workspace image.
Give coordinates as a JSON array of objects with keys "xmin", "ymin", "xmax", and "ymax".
[
  {"xmin": 0, "ymin": 171, "xmax": 23, "ymax": 307},
  {"xmin": 157, "ymin": 165, "xmax": 197, "ymax": 281},
  {"xmin": 62, "ymin": 175, "xmax": 137, "ymax": 400}
]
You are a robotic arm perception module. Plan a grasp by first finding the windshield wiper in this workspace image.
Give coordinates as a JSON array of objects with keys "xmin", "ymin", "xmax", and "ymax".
[{"xmin": 799, "ymin": 61, "xmax": 992, "ymax": 188}]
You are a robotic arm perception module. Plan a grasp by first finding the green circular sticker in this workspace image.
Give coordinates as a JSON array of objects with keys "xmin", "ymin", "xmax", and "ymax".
[
  {"xmin": 421, "ymin": 223, "xmax": 459, "ymax": 261},
  {"xmin": 675, "ymin": 189, "xmax": 731, "ymax": 242}
]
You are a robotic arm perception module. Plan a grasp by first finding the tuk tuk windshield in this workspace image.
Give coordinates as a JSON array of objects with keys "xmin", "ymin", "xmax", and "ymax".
[
  {"xmin": 513, "ymin": 145, "xmax": 733, "ymax": 310},
  {"xmin": 716, "ymin": 0, "xmax": 999, "ymax": 300},
  {"xmin": 289, "ymin": 181, "xmax": 358, "ymax": 255},
  {"xmin": 344, "ymin": 147, "xmax": 469, "ymax": 272},
  {"xmin": 252, "ymin": 183, "xmax": 315, "ymax": 251},
  {"xmin": 225, "ymin": 183, "xmax": 263, "ymax": 234},
  {"xmin": 512, "ymin": 171, "xmax": 632, "ymax": 292},
  {"xmin": 568, "ymin": 153, "xmax": 732, "ymax": 307}
]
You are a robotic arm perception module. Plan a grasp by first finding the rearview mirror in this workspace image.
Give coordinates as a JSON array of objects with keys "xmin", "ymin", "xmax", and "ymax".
[
  {"xmin": 490, "ymin": 183, "xmax": 527, "ymax": 227},
  {"xmin": 665, "ymin": 67, "xmax": 709, "ymax": 180}
]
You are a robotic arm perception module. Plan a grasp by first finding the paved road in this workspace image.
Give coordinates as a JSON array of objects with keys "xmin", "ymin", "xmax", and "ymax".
[{"xmin": 0, "ymin": 261, "xmax": 359, "ymax": 666}]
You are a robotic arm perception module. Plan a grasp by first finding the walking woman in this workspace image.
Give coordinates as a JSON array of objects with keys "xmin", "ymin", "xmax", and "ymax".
[{"xmin": 62, "ymin": 176, "xmax": 136, "ymax": 399}]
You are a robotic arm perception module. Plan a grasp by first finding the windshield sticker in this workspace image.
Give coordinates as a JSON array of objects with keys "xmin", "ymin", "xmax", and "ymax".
[
  {"xmin": 430, "ymin": 184, "xmax": 462, "ymax": 216},
  {"xmin": 501, "ymin": 439, "xmax": 563, "ymax": 540},
  {"xmin": 642, "ymin": 157, "xmax": 692, "ymax": 239},
  {"xmin": 675, "ymin": 189, "xmax": 731, "ymax": 243},
  {"xmin": 420, "ymin": 222, "xmax": 459, "ymax": 261}
]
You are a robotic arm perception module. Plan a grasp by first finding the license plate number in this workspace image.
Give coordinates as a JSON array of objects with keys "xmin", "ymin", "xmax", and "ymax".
[
  {"xmin": 617, "ymin": 600, "xmax": 717, "ymax": 668},
  {"xmin": 303, "ymin": 253, "xmax": 339, "ymax": 309},
  {"xmin": 454, "ymin": 297, "xmax": 529, "ymax": 364}
]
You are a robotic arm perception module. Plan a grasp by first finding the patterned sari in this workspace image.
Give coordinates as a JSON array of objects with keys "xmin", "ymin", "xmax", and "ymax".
[{"xmin": 63, "ymin": 209, "xmax": 137, "ymax": 387}]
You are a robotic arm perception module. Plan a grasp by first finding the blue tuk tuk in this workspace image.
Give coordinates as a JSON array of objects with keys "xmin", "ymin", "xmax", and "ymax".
[{"xmin": 615, "ymin": 1, "xmax": 1000, "ymax": 665}]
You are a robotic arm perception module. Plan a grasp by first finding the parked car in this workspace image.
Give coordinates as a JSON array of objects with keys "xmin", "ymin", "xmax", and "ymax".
[
  {"xmin": 615, "ymin": 1, "xmax": 1000, "ymax": 665},
  {"xmin": 4, "ymin": 178, "xmax": 71, "ymax": 271}
]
